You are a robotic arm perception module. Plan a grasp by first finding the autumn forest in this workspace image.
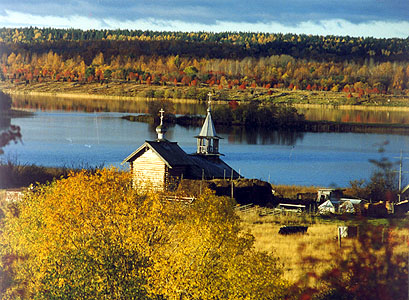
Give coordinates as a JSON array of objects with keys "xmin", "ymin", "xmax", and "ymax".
[{"xmin": 1, "ymin": 27, "xmax": 409, "ymax": 98}]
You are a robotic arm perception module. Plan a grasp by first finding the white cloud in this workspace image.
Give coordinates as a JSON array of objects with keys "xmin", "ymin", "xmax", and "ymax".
[
  {"xmin": 1, "ymin": 9, "xmax": 408, "ymax": 38},
  {"xmin": 0, "ymin": 10, "xmax": 105, "ymax": 29}
]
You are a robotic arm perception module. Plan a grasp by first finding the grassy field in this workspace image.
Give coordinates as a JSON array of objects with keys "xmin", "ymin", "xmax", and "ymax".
[
  {"xmin": 2, "ymin": 80, "xmax": 409, "ymax": 109},
  {"xmin": 238, "ymin": 208, "xmax": 344, "ymax": 283},
  {"xmin": 237, "ymin": 207, "xmax": 409, "ymax": 286}
]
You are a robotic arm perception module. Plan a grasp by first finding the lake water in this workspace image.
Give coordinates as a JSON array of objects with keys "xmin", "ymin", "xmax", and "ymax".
[{"xmin": 3, "ymin": 95, "xmax": 409, "ymax": 187}]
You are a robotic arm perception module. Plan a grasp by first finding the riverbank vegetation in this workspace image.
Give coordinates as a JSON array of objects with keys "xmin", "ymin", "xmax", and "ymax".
[
  {"xmin": 0, "ymin": 158, "xmax": 105, "ymax": 189},
  {"xmin": 0, "ymin": 91, "xmax": 21, "ymax": 155},
  {"xmin": 123, "ymin": 99, "xmax": 306, "ymax": 130},
  {"xmin": 0, "ymin": 168, "xmax": 408, "ymax": 299},
  {"xmin": 3, "ymin": 80, "xmax": 409, "ymax": 109},
  {"xmin": 1, "ymin": 28, "xmax": 409, "ymax": 108}
]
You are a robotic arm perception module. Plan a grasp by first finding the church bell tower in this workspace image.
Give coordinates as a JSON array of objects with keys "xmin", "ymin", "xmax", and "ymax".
[{"xmin": 195, "ymin": 93, "xmax": 222, "ymax": 156}]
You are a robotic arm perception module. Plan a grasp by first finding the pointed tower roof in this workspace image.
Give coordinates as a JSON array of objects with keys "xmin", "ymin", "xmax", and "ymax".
[
  {"xmin": 196, "ymin": 92, "xmax": 221, "ymax": 139},
  {"xmin": 195, "ymin": 93, "xmax": 223, "ymax": 156},
  {"xmin": 198, "ymin": 108, "xmax": 218, "ymax": 137}
]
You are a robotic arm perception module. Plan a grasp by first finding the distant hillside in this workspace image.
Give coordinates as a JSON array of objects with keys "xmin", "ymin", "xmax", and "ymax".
[{"xmin": 1, "ymin": 27, "xmax": 409, "ymax": 98}]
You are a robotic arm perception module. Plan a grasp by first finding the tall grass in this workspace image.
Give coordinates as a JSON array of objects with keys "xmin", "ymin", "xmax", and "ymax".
[
  {"xmin": 238, "ymin": 207, "xmax": 409, "ymax": 287},
  {"xmin": 272, "ymin": 184, "xmax": 322, "ymax": 199},
  {"xmin": 239, "ymin": 208, "xmax": 343, "ymax": 283},
  {"xmin": 0, "ymin": 159, "xmax": 104, "ymax": 188}
]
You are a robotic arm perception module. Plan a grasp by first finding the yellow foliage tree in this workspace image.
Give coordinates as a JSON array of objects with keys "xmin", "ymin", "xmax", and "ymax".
[
  {"xmin": 1, "ymin": 169, "xmax": 150, "ymax": 299},
  {"xmin": 91, "ymin": 52, "xmax": 104, "ymax": 66},
  {"xmin": 1, "ymin": 169, "xmax": 289, "ymax": 300},
  {"xmin": 7, "ymin": 53, "xmax": 16, "ymax": 66}
]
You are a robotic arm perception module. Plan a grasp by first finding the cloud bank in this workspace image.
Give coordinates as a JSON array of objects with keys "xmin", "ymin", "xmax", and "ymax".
[{"xmin": 0, "ymin": 8, "xmax": 408, "ymax": 38}]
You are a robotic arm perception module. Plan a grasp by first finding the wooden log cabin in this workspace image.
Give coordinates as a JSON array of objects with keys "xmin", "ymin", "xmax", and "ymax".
[{"xmin": 122, "ymin": 96, "xmax": 239, "ymax": 191}]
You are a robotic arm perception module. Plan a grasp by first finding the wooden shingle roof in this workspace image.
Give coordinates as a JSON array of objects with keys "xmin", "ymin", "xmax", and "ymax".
[
  {"xmin": 188, "ymin": 154, "xmax": 239, "ymax": 179},
  {"xmin": 122, "ymin": 140, "xmax": 193, "ymax": 168}
]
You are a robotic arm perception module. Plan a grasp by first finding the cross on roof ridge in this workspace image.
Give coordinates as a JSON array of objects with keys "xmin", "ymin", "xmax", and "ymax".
[
  {"xmin": 207, "ymin": 92, "xmax": 212, "ymax": 112},
  {"xmin": 159, "ymin": 108, "xmax": 164, "ymax": 125}
]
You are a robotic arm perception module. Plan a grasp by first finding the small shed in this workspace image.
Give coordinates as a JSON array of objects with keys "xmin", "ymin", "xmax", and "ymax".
[
  {"xmin": 339, "ymin": 200, "xmax": 355, "ymax": 213},
  {"xmin": 318, "ymin": 200, "xmax": 335, "ymax": 214}
]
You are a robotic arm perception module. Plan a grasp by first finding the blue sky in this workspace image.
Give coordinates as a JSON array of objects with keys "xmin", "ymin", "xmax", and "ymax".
[{"xmin": 0, "ymin": 0, "xmax": 408, "ymax": 38}]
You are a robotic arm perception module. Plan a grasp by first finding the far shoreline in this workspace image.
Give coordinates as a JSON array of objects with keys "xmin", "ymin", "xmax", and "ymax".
[
  {"xmin": 2, "ymin": 81, "xmax": 409, "ymax": 112},
  {"xmin": 3, "ymin": 88, "xmax": 202, "ymax": 104}
]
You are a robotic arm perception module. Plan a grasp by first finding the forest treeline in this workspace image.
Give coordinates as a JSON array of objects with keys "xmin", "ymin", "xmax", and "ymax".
[
  {"xmin": 2, "ymin": 27, "xmax": 409, "ymax": 62},
  {"xmin": 1, "ymin": 27, "xmax": 409, "ymax": 96}
]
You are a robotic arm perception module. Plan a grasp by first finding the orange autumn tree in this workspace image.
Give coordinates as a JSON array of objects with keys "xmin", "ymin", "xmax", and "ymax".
[{"xmin": 0, "ymin": 168, "xmax": 289, "ymax": 300}]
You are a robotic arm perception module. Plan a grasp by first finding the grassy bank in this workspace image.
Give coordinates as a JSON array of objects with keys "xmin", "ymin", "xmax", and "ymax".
[
  {"xmin": 0, "ymin": 160, "xmax": 103, "ymax": 189},
  {"xmin": 0, "ymin": 161, "xmax": 70, "ymax": 188},
  {"xmin": 2, "ymin": 81, "xmax": 409, "ymax": 109}
]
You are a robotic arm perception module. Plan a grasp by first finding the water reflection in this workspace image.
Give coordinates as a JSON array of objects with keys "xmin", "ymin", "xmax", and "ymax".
[
  {"xmin": 298, "ymin": 107, "xmax": 409, "ymax": 124},
  {"xmin": 12, "ymin": 94, "xmax": 409, "ymax": 126},
  {"xmin": 1, "ymin": 91, "xmax": 23, "ymax": 154},
  {"xmin": 0, "ymin": 115, "xmax": 11, "ymax": 130},
  {"xmin": 217, "ymin": 126, "xmax": 304, "ymax": 146},
  {"xmin": 163, "ymin": 122, "xmax": 304, "ymax": 146},
  {"xmin": 11, "ymin": 95, "xmax": 208, "ymax": 115}
]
